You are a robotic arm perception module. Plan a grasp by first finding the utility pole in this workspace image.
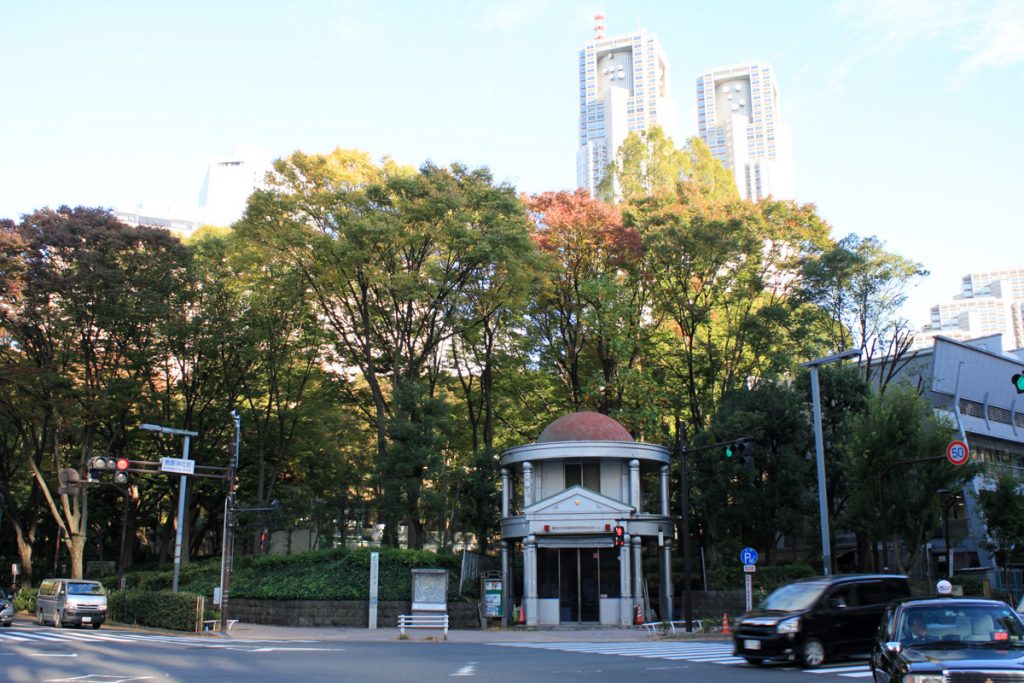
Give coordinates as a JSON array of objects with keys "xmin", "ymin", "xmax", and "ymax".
[{"xmin": 220, "ymin": 410, "xmax": 240, "ymax": 634}]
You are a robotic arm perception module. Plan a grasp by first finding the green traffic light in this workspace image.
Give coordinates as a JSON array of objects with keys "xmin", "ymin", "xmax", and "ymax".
[
  {"xmin": 725, "ymin": 445, "xmax": 734, "ymax": 458},
  {"xmin": 1014, "ymin": 372, "xmax": 1024, "ymax": 393}
]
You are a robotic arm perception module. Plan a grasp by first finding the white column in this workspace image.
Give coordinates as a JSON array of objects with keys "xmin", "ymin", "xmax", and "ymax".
[
  {"xmin": 661, "ymin": 539, "xmax": 673, "ymax": 623},
  {"xmin": 501, "ymin": 468, "xmax": 510, "ymax": 518},
  {"xmin": 620, "ymin": 533, "xmax": 633, "ymax": 625},
  {"xmin": 659, "ymin": 465, "xmax": 669, "ymax": 516},
  {"xmin": 522, "ymin": 461, "xmax": 534, "ymax": 509},
  {"xmin": 525, "ymin": 535, "xmax": 538, "ymax": 626},
  {"xmin": 629, "ymin": 459, "xmax": 640, "ymax": 512}
]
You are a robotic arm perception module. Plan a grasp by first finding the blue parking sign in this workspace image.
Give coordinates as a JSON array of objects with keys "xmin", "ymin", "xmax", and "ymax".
[{"xmin": 740, "ymin": 547, "xmax": 758, "ymax": 565}]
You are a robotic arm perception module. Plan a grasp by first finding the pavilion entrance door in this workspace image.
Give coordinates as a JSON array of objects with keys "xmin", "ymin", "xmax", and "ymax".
[{"xmin": 559, "ymin": 548, "xmax": 600, "ymax": 623}]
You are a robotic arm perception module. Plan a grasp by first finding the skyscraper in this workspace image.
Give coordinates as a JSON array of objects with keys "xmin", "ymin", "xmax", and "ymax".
[
  {"xmin": 197, "ymin": 145, "xmax": 272, "ymax": 227},
  {"xmin": 697, "ymin": 61, "xmax": 794, "ymax": 202},
  {"xmin": 576, "ymin": 20, "xmax": 677, "ymax": 195},
  {"xmin": 912, "ymin": 268, "xmax": 1024, "ymax": 350}
]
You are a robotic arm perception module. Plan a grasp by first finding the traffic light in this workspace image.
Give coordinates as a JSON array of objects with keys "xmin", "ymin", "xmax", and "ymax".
[
  {"xmin": 113, "ymin": 457, "xmax": 130, "ymax": 485},
  {"xmin": 725, "ymin": 439, "xmax": 755, "ymax": 469},
  {"xmin": 613, "ymin": 525, "xmax": 625, "ymax": 547},
  {"xmin": 1013, "ymin": 371, "xmax": 1024, "ymax": 394},
  {"xmin": 87, "ymin": 456, "xmax": 131, "ymax": 483}
]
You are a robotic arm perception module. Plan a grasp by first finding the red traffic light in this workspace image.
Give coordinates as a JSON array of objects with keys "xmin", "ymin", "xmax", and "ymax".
[
  {"xmin": 116, "ymin": 458, "xmax": 129, "ymax": 471},
  {"xmin": 613, "ymin": 525, "xmax": 625, "ymax": 547}
]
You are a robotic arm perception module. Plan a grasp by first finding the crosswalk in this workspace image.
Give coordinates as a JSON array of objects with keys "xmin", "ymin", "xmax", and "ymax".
[
  {"xmin": 490, "ymin": 641, "xmax": 873, "ymax": 678},
  {"xmin": 0, "ymin": 627, "xmax": 317, "ymax": 650}
]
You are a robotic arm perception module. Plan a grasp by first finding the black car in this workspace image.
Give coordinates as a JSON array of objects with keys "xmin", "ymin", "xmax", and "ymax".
[
  {"xmin": 871, "ymin": 597, "xmax": 1024, "ymax": 682},
  {"xmin": 733, "ymin": 573, "xmax": 911, "ymax": 668}
]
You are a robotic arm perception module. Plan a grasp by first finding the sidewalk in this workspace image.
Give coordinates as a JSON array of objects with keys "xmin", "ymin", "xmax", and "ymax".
[{"xmin": 222, "ymin": 622, "xmax": 728, "ymax": 644}]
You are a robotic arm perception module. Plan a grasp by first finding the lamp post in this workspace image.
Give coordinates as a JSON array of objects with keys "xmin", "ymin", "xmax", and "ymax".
[
  {"xmin": 140, "ymin": 422, "xmax": 198, "ymax": 592},
  {"xmin": 800, "ymin": 348, "xmax": 861, "ymax": 577}
]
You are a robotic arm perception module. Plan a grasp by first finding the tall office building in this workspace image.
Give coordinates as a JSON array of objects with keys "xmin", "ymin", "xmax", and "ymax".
[
  {"xmin": 576, "ymin": 19, "xmax": 677, "ymax": 195},
  {"xmin": 197, "ymin": 145, "xmax": 272, "ymax": 227},
  {"xmin": 697, "ymin": 61, "xmax": 794, "ymax": 202},
  {"xmin": 912, "ymin": 268, "xmax": 1024, "ymax": 350}
]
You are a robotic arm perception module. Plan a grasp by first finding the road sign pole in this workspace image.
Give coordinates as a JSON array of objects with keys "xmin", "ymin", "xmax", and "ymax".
[
  {"xmin": 171, "ymin": 434, "xmax": 191, "ymax": 593},
  {"xmin": 745, "ymin": 573, "xmax": 753, "ymax": 612}
]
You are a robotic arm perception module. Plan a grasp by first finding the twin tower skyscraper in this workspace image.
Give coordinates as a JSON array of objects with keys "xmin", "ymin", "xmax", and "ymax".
[{"xmin": 576, "ymin": 25, "xmax": 795, "ymax": 203}]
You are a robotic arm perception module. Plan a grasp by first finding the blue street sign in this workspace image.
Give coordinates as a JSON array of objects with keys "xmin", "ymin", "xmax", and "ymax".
[{"xmin": 740, "ymin": 547, "xmax": 759, "ymax": 565}]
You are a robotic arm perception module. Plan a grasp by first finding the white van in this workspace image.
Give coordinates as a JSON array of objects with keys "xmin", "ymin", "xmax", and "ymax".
[{"xmin": 36, "ymin": 579, "xmax": 107, "ymax": 629}]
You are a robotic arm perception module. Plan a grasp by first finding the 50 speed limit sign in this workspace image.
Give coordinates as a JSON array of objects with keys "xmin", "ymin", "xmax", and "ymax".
[{"xmin": 946, "ymin": 440, "xmax": 970, "ymax": 466}]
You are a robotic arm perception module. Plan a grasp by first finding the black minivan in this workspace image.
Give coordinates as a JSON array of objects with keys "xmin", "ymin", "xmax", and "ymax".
[{"xmin": 732, "ymin": 573, "xmax": 911, "ymax": 668}]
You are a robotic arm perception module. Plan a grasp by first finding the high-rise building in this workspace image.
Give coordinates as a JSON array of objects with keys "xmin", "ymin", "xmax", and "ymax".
[
  {"xmin": 697, "ymin": 61, "xmax": 794, "ymax": 202},
  {"xmin": 576, "ymin": 20, "xmax": 677, "ymax": 195},
  {"xmin": 912, "ymin": 268, "xmax": 1024, "ymax": 350},
  {"xmin": 197, "ymin": 145, "xmax": 272, "ymax": 227}
]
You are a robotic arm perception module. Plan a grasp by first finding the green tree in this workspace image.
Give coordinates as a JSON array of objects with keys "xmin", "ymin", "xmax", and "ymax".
[
  {"xmin": 841, "ymin": 384, "xmax": 971, "ymax": 573},
  {"xmin": 0, "ymin": 207, "xmax": 190, "ymax": 578},
  {"xmin": 697, "ymin": 381, "xmax": 816, "ymax": 567},
  {"xmin": 977, "ymin": 475, "xmax": 1024, "ymax": 602},
  {"xmin": 799, "ymin": 234, "xmax": 927, "ymax": 390},
  {"xmin": 237, "ymin": 152, "xmax": 534, "ymax": 548}
]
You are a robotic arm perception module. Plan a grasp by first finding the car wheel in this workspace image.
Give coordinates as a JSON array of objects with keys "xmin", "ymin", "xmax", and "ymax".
[
  {"xmin": 801, "ymin": 637, "xmax": 826, "ymax": 668},
  {"xmin": 55, "ymin": 610, "xmax": 65, "ymax": 628},
  {"xmin": 744, "ymin": 657, "xmax": 764, "ymax": 665},
  {"xmin": 36, "ymin": 609, "xmax": 44, "ymax": 626},
  {"xmin": 91, "ymin": 623, "xmax": 101, "ymax": 630}
]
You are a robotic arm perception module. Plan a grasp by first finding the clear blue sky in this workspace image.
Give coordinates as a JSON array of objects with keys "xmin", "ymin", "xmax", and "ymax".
[{"xmin": 2, "ymin": 0, "xmax": 1021, "ymax": 327}]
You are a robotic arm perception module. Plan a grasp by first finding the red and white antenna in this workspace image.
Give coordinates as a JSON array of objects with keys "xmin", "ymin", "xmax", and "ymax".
[{"xmin": 594, "ymin": 13, "xmax": 605, "ymax": 40}]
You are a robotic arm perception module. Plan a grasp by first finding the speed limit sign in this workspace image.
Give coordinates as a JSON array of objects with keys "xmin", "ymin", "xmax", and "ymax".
[{"xmin": 946, "ymin": 440, "xmax": 969, "ymax": 466}]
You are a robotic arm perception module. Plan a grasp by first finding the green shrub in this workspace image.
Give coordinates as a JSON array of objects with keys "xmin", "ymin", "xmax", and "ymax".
[
  {"xmin": 14, "ymin": 588, "xmax": 37, "ymax": 614},
  {"xmin": 112, "ymin": 546, "xmax": 467, "ymax": 603},
  {"xmin": 109, "ymin": 590, "xmax": 204, "ymax": 631},
  {"xmin": 706, "ymin": 562, "xmax": 817, "ymax": 592}
]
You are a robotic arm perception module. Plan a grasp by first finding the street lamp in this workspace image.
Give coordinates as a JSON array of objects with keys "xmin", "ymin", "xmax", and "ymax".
[
  {"xmin": 800, "ymin": 348, "xmax": 861, "ymax": 577},
  {"xmin": 140, "ymin": 422, "xmax": 198, "ymax": 592}
]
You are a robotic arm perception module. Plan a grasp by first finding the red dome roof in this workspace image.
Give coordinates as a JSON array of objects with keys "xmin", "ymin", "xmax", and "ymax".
[{"xmin": 537, "ymin": 412, "xmax": 634, "ymax": 443}]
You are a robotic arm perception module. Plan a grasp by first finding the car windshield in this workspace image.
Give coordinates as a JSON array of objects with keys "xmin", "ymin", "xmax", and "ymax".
[
  {"xmin": 758, "ymin": 582, "xmax": 826, "ymax": 611},
  {"xmin": 66, "ymin": 582, "xmax": 104, "ymax": 596},
  {"xmin": 898, "ymin": 605, "xmax": 1024, "ymax": 647}
]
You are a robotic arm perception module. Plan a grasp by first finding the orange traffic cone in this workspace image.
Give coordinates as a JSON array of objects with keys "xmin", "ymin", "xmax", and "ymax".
[
  {"xmin": 518, "ymin": 602, "xmax": 526, "ymax": 625},
  {"xmin": 635, "ymin": 604, "xmax": 643, "ymax": 625},
  {"xmin": 722, "ymin": 612, "xmax": 731, "ymax": 635}
]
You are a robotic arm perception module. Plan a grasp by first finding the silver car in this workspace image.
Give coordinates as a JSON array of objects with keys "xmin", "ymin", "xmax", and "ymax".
[{"xmin": 0, "ymin": 594, "xmax": 14, "ymax": 627}]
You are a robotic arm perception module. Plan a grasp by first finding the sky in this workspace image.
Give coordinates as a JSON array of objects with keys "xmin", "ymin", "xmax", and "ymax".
[{"xmin": 2, "ymin": 0, "xmax": 1022, "ymax": 329}]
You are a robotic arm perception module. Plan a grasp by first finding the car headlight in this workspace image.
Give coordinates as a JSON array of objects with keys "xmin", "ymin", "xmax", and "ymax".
[
  {"xmin": 777, "ymin": 616, "xmax": 801, "ymax": 634},
  {"xmin": 904, "ymin": 675, "xmax": 944, "ymax": 683}
]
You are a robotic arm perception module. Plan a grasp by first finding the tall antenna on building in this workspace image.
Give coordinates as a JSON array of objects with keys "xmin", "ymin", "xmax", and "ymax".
[{"xmin": 594, "ymin": 13, "xmax": 605, "ymax": 40}]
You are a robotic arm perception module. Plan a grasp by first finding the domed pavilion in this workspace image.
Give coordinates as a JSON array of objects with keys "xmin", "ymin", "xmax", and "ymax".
[{"xmin": 499, "ymin": 412, "xmax": 673, "ymax": 627}]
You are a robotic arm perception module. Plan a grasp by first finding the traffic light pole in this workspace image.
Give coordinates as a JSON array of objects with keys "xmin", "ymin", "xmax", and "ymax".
[
  {"xmin": 220, "ymin": 410, "xmax": 240, "ymax": 635},
  {"xmin": 139, "ymin": 423, "xmax": 199, "ymax": 593},
  {"xmin": 678, "ymin": 433, "xmax": 753, "ymax": 633}
]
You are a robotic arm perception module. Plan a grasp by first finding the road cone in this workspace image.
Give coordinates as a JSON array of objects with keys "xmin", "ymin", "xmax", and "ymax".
[
  {"xmin": 722, "ymin": 612, "xmax": 731, "ymax": 636},
  {"xmin": 518, "ymin": 602, "xmax": 526, "ymax": 625},
  {"xmin": 635, "ymin": 603, "xmax": 643, "ymax": 625}
]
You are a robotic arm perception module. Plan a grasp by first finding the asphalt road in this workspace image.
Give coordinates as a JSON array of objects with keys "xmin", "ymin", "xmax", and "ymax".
[{"xmin": 0, "ymin": 619, "xmax": 875, "ymax": 682}]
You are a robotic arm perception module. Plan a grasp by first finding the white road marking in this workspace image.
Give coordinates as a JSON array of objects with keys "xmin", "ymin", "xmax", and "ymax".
[{"xmin": 451, "ymin": 661, "xmax": 477, "ymax": 676}]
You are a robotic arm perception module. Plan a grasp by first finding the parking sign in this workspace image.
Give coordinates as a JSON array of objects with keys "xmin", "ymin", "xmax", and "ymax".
[{"xmin": 740, "ymin": 547, "xmax": 758, "ymax": 565}]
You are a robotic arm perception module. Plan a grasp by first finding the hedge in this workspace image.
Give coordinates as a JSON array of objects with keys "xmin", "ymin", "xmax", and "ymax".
[
  {"xmin": 99, "ymin": 546, "xmax": 468, "ymax": 603},
  {"xmin": 706, "ymin": 562, "xmax": 818, "ymax": 593},
  {"xmin": 109, "ymin": 590, "xmax": 205, "ymax": 631}
]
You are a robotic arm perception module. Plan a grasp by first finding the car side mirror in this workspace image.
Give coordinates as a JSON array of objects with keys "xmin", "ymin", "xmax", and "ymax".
[{"xmin": 884, "ymin": 641, "xmax": 902, "ymax": 654}]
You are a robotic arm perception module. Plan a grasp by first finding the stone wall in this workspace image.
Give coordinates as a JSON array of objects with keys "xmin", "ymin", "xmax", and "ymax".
[{"xmin": 229, "ymin": 599, "xmax": 481, "ymax": 629}]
